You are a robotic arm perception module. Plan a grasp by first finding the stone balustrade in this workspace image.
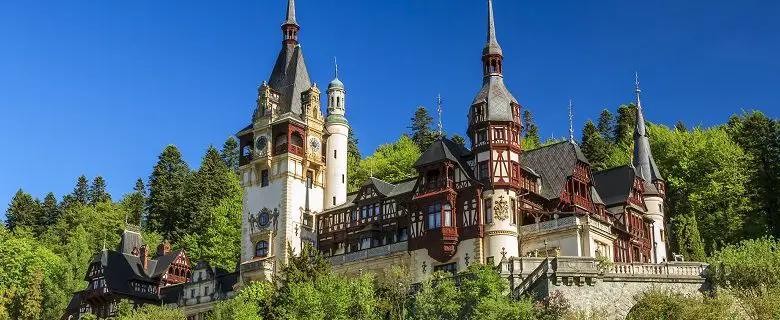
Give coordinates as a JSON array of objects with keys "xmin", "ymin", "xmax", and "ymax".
[{"xmin": 519, "ymin": 216, "xmax": 577, "ymax": 234}]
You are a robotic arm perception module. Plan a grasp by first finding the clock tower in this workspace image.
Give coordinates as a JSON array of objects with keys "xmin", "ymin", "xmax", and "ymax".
[{"xmin": 236, "ymin": 0, "xmax": 325, "ymax": 283}]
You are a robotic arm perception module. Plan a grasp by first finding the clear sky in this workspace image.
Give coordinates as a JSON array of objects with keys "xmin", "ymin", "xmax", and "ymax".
[{"xmin": 1, "ymin": 0, "xmax": 778, "ymax": 219}]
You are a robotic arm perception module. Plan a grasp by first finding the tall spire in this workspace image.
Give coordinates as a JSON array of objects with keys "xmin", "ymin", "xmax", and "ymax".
[
  {"xmin": 632, "ymin": 72, "xmax": 663, "ymax": 183},
  {"xmin": 284, "ymin": 0, "xmax": 297, "ymax": 26},
  {"xmin": 281, "ymin": 0, "xmax": 300, "ymax": 44},
  {"xmin": 482, "ymin": 0, "xmax": 504, "ymax": 77},
  {"xmin": 568, "ymin": 99, "xmax": 575, "ymax": 143},
  {"xmin": 437, "ymin": 94, "xmax": 443, "ymax": 136},
  {"xmin": 334, "ymin": 57, "xmax": 339, "ymax": 79}
]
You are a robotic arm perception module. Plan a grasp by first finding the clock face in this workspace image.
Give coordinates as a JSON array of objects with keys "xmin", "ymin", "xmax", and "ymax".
[
  {"xmin": 309, "ymin": 137, "xmax": 320, "ymax": 151},
  {"xmin": 255, "ymin": 136, "xmax": 267, "ymax": 152},
  {"xmin": 258, "ymin": 211, "xmax": 270, "ymax": 227}
]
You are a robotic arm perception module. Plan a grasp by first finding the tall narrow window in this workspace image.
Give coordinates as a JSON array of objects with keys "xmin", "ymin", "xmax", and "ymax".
[
  {"xmin": 342, "ymin": 174, "xmax": 345, "ymax": 183},
  {"xmin": 261, "ymin": 170, "xmax": 269, "ymax": 187},
  {"xmin": 333, "ymin": 197, "xmax": 336, "ymax": 206},
  {"xmin": 334, "ymin": 150, "xmax": 337, "ymax": 159},
  {"xmin": 510, "ymin": 198, "xmax": 517, "ymax": 225},
  {"xmin": 484, "ymin": 199, "xmax": 493, "ymax": 224},
  {"xmin": 427, "ymin": 203, "xmax": 442, "ymax": 229},
  {"xmin": 478, "ymin": 161, "xmax": 489, "ymax": 180},
  {"xmin": 443, "ymin": 203, "xmax": 453, "ymax": 227},
  {"xmin": 255, "ymin": 241, "xmax": 269, "ymax": 257},
  {"xmin": 306, "ymin": 171, "xmax": 313, "ymax": 189}
]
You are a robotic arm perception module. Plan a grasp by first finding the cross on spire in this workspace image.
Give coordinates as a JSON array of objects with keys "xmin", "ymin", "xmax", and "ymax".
[{"xmin": 635, "ymin": 72, "xmax": 642, "ymax": 108}]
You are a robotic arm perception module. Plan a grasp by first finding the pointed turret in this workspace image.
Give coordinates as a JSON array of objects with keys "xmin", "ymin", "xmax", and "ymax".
[
  {"xmin": 632, "ymin": 73, "xmax": 663, "ymax": 184},
  {"xmin": 267, "ymin": 0, "xmax": 311, "ymax": 116},
  {"xmin": 469, "ymin": 0, "xmax": 519, "ymax": 134},
  {"xmin": 281, "ymin": 0, "xmax": 300, "ymax": 44}
]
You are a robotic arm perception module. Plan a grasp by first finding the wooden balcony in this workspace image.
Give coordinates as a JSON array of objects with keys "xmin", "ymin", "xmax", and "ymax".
[
  {"xmin": 273, "ymin": 143, "xmax": 305, "ymax": 157},
  {"xmin": 413, "ymin": 179, "xmax": 454, "ymax": 199}
]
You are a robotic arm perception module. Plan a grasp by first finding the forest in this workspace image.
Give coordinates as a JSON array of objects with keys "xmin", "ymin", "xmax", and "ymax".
[{"xmin": 1, "ymin": 105, "xmax": 778, "ymax": 319}]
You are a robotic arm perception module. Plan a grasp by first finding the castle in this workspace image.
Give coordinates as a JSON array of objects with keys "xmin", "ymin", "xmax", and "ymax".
[
  {"xmin": 66, "ymin": 1, "xmax": 707, "ymax": 319},
  {"xmin": 236, "ymin": 0, "xmax": 669, "ymax": 286}
]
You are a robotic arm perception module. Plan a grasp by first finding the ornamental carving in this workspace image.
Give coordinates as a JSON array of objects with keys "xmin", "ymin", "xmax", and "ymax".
[
  {"xmin": 494, "ymin": 196, "xmax": 510, "ymax": 221},
  {"xmin": 249, "ymin": 207, "xmax": 279, "ymax": 233}
]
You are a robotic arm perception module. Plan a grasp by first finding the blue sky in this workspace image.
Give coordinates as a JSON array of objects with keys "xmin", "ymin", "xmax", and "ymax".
[{"xmin": 1, "ymin": 0, "xmax": 778, "ymax": 218}]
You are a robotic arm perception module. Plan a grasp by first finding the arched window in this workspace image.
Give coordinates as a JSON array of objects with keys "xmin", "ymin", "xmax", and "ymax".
[
  {"xmin": 290, "ymin": 132, "xmax": 303, "ymax": 147},
  {"xmin": 255, "ymin": 241, "xmax": 269, "ymax": 257}
]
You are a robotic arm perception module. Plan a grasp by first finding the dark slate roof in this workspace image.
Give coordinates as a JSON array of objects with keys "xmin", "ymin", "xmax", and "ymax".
[
  {"xmin": 414, "ymin": 139, "xmax": 474, "ymax": 180},
  {"xmin": 236, "ymin": 123, "xmax": 252, "ymax": 136},
  {"xmin": 483, "ymin": 0, "xmax": 503, "ymax": 56},
  {"xmin": 363, "ymin": 177, "xmax": 395, "ymax": 196},
  {"xmin": 632, "ymin": 100, "xmax": 663, "ymax": 183},
  {"xmin": 268, "ymin": 43, "xmax": 312, "ymax": 116},
  {"xmin": 216, "ymin": 272, "xmax": 239, "ymax": 294},
  {"xmin": 470, "ymin": 77, "xmax": 518, "ymax": 123},
  {"xmin": 521, "ymin": 141, "xmax": 589, "ymax": 200},
  {"xmin": 159, "ymin": 283, "xmax": 184, "ymax": 304},
  {"xmin": 590, "ymin": 186, "xmax": 605, "ymax": 205},
  {"xmin": 593, "ymin": 165, "xmax": 635, "ymax": 207},
  {"xmin": 152, "ymin": 249, "xmax": 183, "ymax": 278}
]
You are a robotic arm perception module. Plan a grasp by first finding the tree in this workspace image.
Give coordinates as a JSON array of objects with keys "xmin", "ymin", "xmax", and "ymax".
[
  {"xmin": 726, "ymin": 111, "xmax": 780, "ymax": 239},
  {"xmin": 73, "ymin": 175, "xmax": 90, "ymax": 206},
  {"xmin": 408, "ymin": 106, "xmax": 436, "ymax": 151},
  {"xmin": 675, "ymin": 120, "xmax": 688, "ymax": 132},
  {"xmin": 580, "ymin": 120, "xmax": 611, "ymax": 170},
  {"xmin": 710, "ymin": 237, "xmax": 780, "ymax": 290},
  {"xmin": 408, "ymin": 273, "xmax": 460, "ymax": 320},
  {"xmin": 220, "ymin": 136, "xmax": 240, "ymax": 173},
  {"xmin": 450, "ymin": 134, "xmax": 467, "ymax": 147},
  {"xmin": 41, "ymin": 192, "xmax": 59, "ymax": 228},
  {"xmin": 523, "ymin": 110, "xmax": 541, "ymax": 146},
  {"xmin": 179, "ymin": 171, "xmax": 242, "ymax": 271},
  {"xmin": 4, "ymin": 189, "xmax": 40, "ymax": 231},
  {"xmin": 147, "ymin": 145, "xmax": 190, "ymax": 240},
  {"xmin": 597, "ymin": 109, "xmax": 614, "ymax": 141},
  {"xmin": 19, "ymin": 270, "xmax": 43, "ymax": 320},
  {"xmin": 122, "ymin": 178, "xmax": 146, "ymax": 226},
  {"xmin": 673, "ymin": 213, "xmax": 707, "ymax": 262},
  {"xmin": 613, "ymin": 104, "xmax": 637, "ymax": 145},
  {"xmin": 375, "ymin": 265, "xmax": 414, "ymax": 320},
  {"xmin": 347, "ymin": 128, "xmax": 362, "ymax": 193},
  {"xmin": 349, "ymin": 135, "xmax": 421, "ymax": 192},
  {"xmin": 88, "ymin": 176, "xmax": 111, "ymax": 205},
  {"xmin": 115, "ymin": 305, "xmax": 186, "ymax": 320},
  {"xmin": 209, "ymin": 281, "xmax": 274, "ymax": 320},
  {"xmin": 458, "ymin": 264, "xmax": 532, "ymax": 320}
]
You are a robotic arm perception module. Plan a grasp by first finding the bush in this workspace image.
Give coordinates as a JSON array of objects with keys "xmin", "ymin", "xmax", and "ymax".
[
  {"xmin": 709, "ymin": 237, "xmax": 780, "ymax": 290},
  {"xmin": 626, "ymin": 290, "xmax": 737, "ymax": 320}
]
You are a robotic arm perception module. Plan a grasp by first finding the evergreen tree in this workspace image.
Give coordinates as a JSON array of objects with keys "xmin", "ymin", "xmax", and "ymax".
[
  {"xmin": 597, "ymin": 109, "xmax": 614, "ymax": 141},
  {"xmin": 88, "ymin": 176, "xmax": 111, "ymax": 205},
  {"xmin": 408, "ymin": 106, "xmax": 436, "ymax": 151},
  {"xmin": 451, "ymin": 134, "xmax": 467, "ymax": 147},
  {"xmin": 74, "ymin": 175, "xmax": 89, "ymax": 205},
  {"xmin": 673, "ymin": 213, "xmax": 706, "ymax": 262},
  {"xmin": 675, "ymin": 120, "xmax": 688, "ymax": 132},
  {"xmin": 19, "ymin": 270, "xmax": 43, "ymax": 320},
  {"xmin": 348, "ymin": 128, "xmax": 361, "ymax": 161},
  {"xmin": 523, "ymin": 110, "xmax": 540, "ymax": 146},
  {"xmin": 726, "ymin": 111, "xmax": 780, "ymax": 238},
  {"xmin": 581, "ymin": 120, "xmax": 610, "ymax": 170},
  {"xmin": 220, "ymin": 137, "xmax": 240, "ymax": 173},
  {"xmin": 5, "ymin": 189, "xmax": 39, "ymax": 231},
  {"xmin": 185, "ymin": 146, "xmax": 235, "ymax": 235},
  {"xmin": 122, "ymin": 178, "xmax": 146, "ymax": 226},
  {"xmin": 41, "ymin": 192, "xmax": 59, "ymax": 228},
  {"xmin": 347, "ymin": 128, "xmax": 362, "ymax": 193},
  {"xmin": 613, "ymin": 104, "xmax": 637, "ymax": 144},
  {"xmin": 147, "ymin": 145, "xmax": 190, "ymax": 240}
]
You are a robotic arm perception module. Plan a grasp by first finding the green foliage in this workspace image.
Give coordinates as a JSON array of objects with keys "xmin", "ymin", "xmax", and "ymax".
[
  {"xmin": 41, "ymin": 192, "xmax": 59, "ymax": 229},
  {"xmin": 209, "ymin": 281, "xmax": 274, "ymax": 320},
  {"xmin": 88, "ymin": 176, "xmax": 112, "ymax": 205},
  {"xmin": 374, "ymin": 265, "xmax": 414, "ymax": 320},
  {"xmin": 613, "ymin": 104, "xmax": 637, "ymax": 145},
  {"xmin": 736, "ymin": 286, "xmax": 780, "ymax": 320},
  {"xmin": 408, "ymin": 273, "xmax": 460, "ymax": 320},
  {"xmin": 726, "ymin": 111, "xmax": 779, "ymax": 239},
  {"xmin": 710, "ymin": 237, "xmax": 780, "ymax": 290},
  {"xmin": 626, "ymin": 290, "xmax": 738, "ymax": 320},
  {"xmin": 451, "ymin": 134, "xmax": 467, "ymax": 147},
  {"xmin": 115, "ymin": 305, "xmax": 186, "ymax": 320},
  {"xmin": 147, "ymin": 145, "xmax": 190, "ymax": 241},
  {"xmin": 179, "ymin": 171, "xmax": 242, "ymax": 271},
  {"xmin": 580, "ymin": 120, "xmax": 612, "ymax": 170},
  {"xmin": 409, "ymin": 106, "xmax": 436, "ymax": 151},
  {"xmin": 349, "ymin": 135, "xmax": 421, "ymax": 192},
  {"xmin": 220, "ymin": 136, "xmax": 240, "ymax": 173},
  {"xmin": 523, "ymin": 110, "xmax": 541, "ymax": 147},
  {"xmin": 672, "ymin": 213, "xmax": 707, "ymax": 262},
  {"xmin": 596, "ymin": 109, "xmax": 614, "ymax": 141},
  {"xmin": 4, "ymin": 189, "xmax": 41, "ymax": 232}
]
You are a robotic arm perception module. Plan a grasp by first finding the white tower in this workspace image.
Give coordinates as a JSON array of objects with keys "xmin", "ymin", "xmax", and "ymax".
[{"xmin": 324, "ymin": 60, "xmax": 350, "ymax": 209}]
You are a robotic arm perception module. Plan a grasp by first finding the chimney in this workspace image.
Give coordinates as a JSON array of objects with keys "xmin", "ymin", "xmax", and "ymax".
[
  {"xmin": 157, "ymin": 240, "xmax": 171, "ymax": 257},
  {"xmin": 140, "ymin": 245, "xmax": 149, "ymax": 270}
]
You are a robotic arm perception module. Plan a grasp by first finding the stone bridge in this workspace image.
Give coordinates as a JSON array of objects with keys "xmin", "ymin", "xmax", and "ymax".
[{"xmin": 498, "ymin": 257, "xmax": 709, "ymax": 319}]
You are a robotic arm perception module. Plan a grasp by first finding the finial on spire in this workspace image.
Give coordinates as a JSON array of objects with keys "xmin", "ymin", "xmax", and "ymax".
[
  {"xmin": 568, "ymin": 99, "xmax": 575, "ymax": 143},
  {"xmin": 635, "ymin": 72, "xmax": 642, "ymax": 108},
  {"xmin": 483, "ymin": 0, "xmax": 503, "ymax": 56},
  {"xmin": 334, "ymin": 57, "xmax": 339, "ymax": 79},
  {"xmin": 437, "ymin": 94, "xmax": 443, "ymax": 137},
  {"xmin": 284, "ymin": 0, "xmax": 297, "ymax": 25}
]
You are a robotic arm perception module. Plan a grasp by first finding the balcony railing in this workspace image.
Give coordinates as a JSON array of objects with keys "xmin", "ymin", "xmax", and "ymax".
[
  {"xmin": 414, "ymin": 179, "xmax": 453, "ymax": 197},
  {"xmin": 519, "ymin": 216, "xmax": 577, "ymax": 234},
  {"xmin": 328, "ymin": 241, "xmax": 408, "ymax": 265},
  {"xmin": 240, "ymin": 257, "xmax": 275, "ymax": 274},
  {"xmin": 273, "ymin": 143, "xmax": 305, "ymax": 157}
]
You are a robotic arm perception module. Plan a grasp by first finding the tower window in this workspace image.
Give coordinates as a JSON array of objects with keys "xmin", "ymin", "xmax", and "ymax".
[
  {"xmin": 306, "ymin": 171, "xmax": 313, "ymax": 189},
  {"xmin": 334, "ymin": 150, "xmax": 337, "ymax": 159},
  {"xmin": 478, "ymin": 161, "xmax": 489, "ymax": 180},
  {"xmin": 342, "ymin": 174, "xmax": 345, "ymax": 183},
  {"xmin": 261, "ymin": 170, "xmax": 269, "ymax": 187},
  {"xmin": 333, "ymin": 197, "xmax": 336, "ymax": 206},
  {"xmin": 255, "ymin": 241, "xmax": 269, "ymax": 257},
  {"xmin": 484, "ymin": 199, "xmax": 493, "ymax": 224}
]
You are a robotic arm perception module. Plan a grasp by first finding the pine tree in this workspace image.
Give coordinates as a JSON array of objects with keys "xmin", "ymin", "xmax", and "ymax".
[
  {"xmin": 347, "ymin": 128, "xmax": 361, "ymax": 161},
  {"xmin": 70, "ymin": 175, "xmax": 90, "ymax": 207},
  {"xmin": 613, "ymin": 104, "xmax": 637, "ymax": 145},
  {"xmin": 193, "ymin": 146, "xmax": 234, "ymax": 211},
  {"xmin": 581, "ymin": 120, "xmax": 610, "ymax": 170},
  {"xmin": 88, "ymin": 176, "xmax": 111, "ymax": 205},
  {"xmin": 596, "ymin": 109, "xmax": 614, "ymax": 141},
  {"xmin": 675, "ymin": 120, "xmax": 688, "ymax": 132},
  {"xmin": 451, "ymin": 134, "xmax": 467, "ymax": 147},
  {"xmin": 408, "ymin": 106, "xmax": 436, "ymax": 151},
  {"xmin": 522, "ymin": 110, "xmax": 540, "ymax": 146},
  {"xmin": 41, "ymin": 192, "xmax": 59, "ymax": 228},
  {"xmin": 5, "ymin": 189, "xmax": 39, "ymax": 231},
  {"xmin": 673, "ymin": 213, "xmax": 706, "ymax": 262},
  {"xmin": 220, "ymin": 137, "xmax": 240, "ymax": 173},
  {"xmin": 123, "ymin": 178, "xmax": 146, "ymax": 226},
  {"xmin": 147, "ymin": 145, "xmax": 190, "ymax": 240}
]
